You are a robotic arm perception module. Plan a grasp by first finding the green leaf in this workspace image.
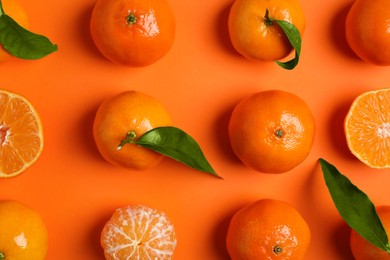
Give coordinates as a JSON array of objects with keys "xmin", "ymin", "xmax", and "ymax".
[
  {"xmin": 274, "ymin": 19, "xmax": 301, "ymax": 70},
  {"xmin": 121, "ymin": 126, "xmax": 221, "ymax": 178},
  {"xmin": 319, "ymin": 158, "xmax": 390, "ymax": 253},
  {"xmin": 0, "ymin": 1, "xmax": 58, "ymax": 60}
]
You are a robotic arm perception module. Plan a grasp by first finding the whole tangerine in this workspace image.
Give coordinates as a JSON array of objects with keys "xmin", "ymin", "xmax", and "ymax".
[
  {"xmin": 0, "ymin": 200, "xmax": 48, "ymax": 260},
  {"xmin": 228, "ymin": 0, "xmax": 305, "ymax": 62},
  {"xmin": 345, "ymin": 0, "xmax": 390, "ymax": 65},
  {"xmin": 90, "ymin": 0, "xmax": 175, "ymax": 66},
  {"xmin": 226, "ymin": 199, "xmax": 311, "ymax": 260},
  {"xmin": 228, "ymin": 90, "xmax": 315, "ymax": 173},
  {"xmin": 350, "ymin": 206, "xmax": 390, "ymax": 260},
  {"xmin": 0, "ymin": 0, "xmax": 29, "ymax": 62},
  {"xmin": 93, "ymin": 91, "xmax": 172, "ymax": 170}
]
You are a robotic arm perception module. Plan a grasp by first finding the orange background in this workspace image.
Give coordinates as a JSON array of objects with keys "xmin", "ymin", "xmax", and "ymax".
[{"xmin": 1, "ymin": 0, "xmax": 390, "ymax": 259}]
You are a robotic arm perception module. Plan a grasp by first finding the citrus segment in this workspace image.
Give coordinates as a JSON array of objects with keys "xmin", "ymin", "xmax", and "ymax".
[
  {"xmin": 0, "ymin": 200, "xmax": 48, "ymax": 260},
  {"xmin": 0, "ymin": 90, "xmax": 44, "ymax": 177},
  {"xmin": 101, "ymin": 204, "xmax": 177, "ymax": 259},
  {"xmin": 344, "ymin": 88, "xmax": 390, "ymax": 168},
  {"xmin": 226, "ymin": 199, "xmax": 311, "ymax": 259}
]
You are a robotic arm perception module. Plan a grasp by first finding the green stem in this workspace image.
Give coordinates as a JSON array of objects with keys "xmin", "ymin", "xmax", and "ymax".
[
  {"xmin": 264, "ymin": 8, "xmax": 273, "ymax": 26},
  {"xmin": 275, "ymin": 129, "xmax": 284, "ymax": 138},
  {"xmin": 126, "ymin": 13, "xmax": 137, "ymax": 25},
  {"xmin": 117, "ymin": 131, "xmax": 137, "ymax": 150},
  {"xmin": 273, "ymin": 245, "xmax": 283, "ymax": 254},
  {"xmin": 0, "ymin": 251, "xmax": 5, "ymax": 259}
]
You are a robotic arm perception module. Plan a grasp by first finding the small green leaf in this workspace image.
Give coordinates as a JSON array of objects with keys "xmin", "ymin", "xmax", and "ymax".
[
  {"xmin": 0, "ymin": 1, "xmax": 58, "ymax": 60},
  {"xmin": 319, "ymin": 158, "xmax": 390, "ymax": 253},
  {"xmin": 135, "ymin": 126, "xmax": 220, "ymax": 178},
  {"xmin": 274, "ymin": 19, "xmax": 301, "ymax": 70}
]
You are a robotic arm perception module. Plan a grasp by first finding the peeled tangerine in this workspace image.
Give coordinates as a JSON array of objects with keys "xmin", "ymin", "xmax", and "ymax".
[{"xmin": 101, "ymin": 204, "xmax": 177, "ymax": 259}]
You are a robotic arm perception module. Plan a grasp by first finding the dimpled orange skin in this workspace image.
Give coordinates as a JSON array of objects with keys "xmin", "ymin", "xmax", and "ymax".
[
  {"xmin": 228, "ymin": 90, "xmax": 315, "ymax": 173},
  {"xmin": 350, "ymin": 206, "xmax": 390, "ymax": 260},
  {"xmin": 228, "ymin": 0, "xmax": 305, "ymax": 61},
  {"xmin": 345, "ymin": 0, "xmax": 390, "ymax": 65},
  {"xmin": 93, "ymin": 91, "xmax": 172, "ymax": 170},
  {"xmin": 90, "ymin": 0, "xmax": 175, "ymax": 67},
  {"xmin": 0, "ymin": 200, "xmax": 48, "ymax": 260},
  {"xmin": 226, "ymin": 199, "xmax": 311, "ymax": 260},
  {"xmin": 0, "ymin": 0, "xmax": 29, "ymax": 62}
]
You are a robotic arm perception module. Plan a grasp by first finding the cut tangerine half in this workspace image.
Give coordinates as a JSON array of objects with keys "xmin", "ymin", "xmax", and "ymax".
[
  {"xmin": 101, "ymin": 204, "xmax": 177, "ymax": 259},
  {"xmin": 345, "ymin": 88, "xmax": 390, "ymax": 168},
  {"xmin": 0, "ymin": 89, "xmax": 44, "ymax": 177}
]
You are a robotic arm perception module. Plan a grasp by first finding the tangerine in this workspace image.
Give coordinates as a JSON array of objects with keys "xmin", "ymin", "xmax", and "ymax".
[
  {"xmin": 345, "ymin": 0, "xmax": 390, "ymax": 65},
  {"xmin": 93, "ymin": 91, "xmax": 172, "ymax": 170},
  {"xmin": 344, "ymin": 88, "xmax": 390, "ymax": 168},
  {"xmin": 226, "ymin": 199, "xmax": 311, "ymax": 259},
  {"xmin": 0, "ymin": 0, "xmax": 29, "ymax": 62},
  {"xmin": 350, "ymin": 206, "xmax": 390, "ymax": 260},
  {"xmin": 228, "ymin": 90, "xmax": 315, "ymax": 173},
  {"xmin": 228, "ymin": 0, "xmax": 305, "ymax": 62},
  {"xmin": 90, "ymin": 0, "xmax": 175, "ymax": 66},
  {"xmin": 0, "ymin": 89, "xmax": 44, "ymax": 178},
  {"xmin": 0, "ymin": 200, "xmax": 48, "ymax": 260},
  {"xmin": 101, "ymin": 204, "xmax": 177, "ymax": 259}
]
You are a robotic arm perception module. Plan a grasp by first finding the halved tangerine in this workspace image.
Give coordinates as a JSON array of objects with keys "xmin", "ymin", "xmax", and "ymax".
[
  {"xmin": 345, "ymin": 88, "xmax": 390, "ymax": 168},
  {"xmin": 0, "ymin": 89, "xmax": 44, "ymax": 177}
]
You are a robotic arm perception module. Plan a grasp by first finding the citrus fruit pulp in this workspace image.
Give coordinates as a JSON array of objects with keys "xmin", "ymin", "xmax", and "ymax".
[
  {"xmin": 101, "ymin": 204, "xmax": 177, "ymax": 259},
  {"xmin": 0, "ymin": 89, "xmax": 44, "ymax": 177},
  {"xmin": 228, "ymin": 0, "xmax": 305, "ymax": 62},
  {"xmin": 90, "ymin": 0, "xmax": 175, "ymax": 66},
  {"xmin": 345, "ymin": 0, "xmax": 390, "ymax": 65},
  {"xmin": 0, "ymin": 200, "xmax": 48, "ymax": 260},
  {"xmin": 344, "ymin": 88, "xmax": 390, "ymax": 168},
  {"xmin": 93, "ymin": 91, "xmax": 172, "ymax": 170},
  {"xmin": 228, "ymin": 90, "xmax": 315, "ymax": 173},
  {"xmin": 226, "ymin": 199, "xmax": 311, "ymax": 259}
]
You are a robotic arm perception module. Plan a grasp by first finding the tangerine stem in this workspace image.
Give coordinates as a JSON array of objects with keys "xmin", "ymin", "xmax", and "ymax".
[
  {"xmin": 264, "ymin": 8, "xmax": 273, "ymax": 26},
  {"xmin": 126, "ymin": 13, "xmax": 137, "ymax": 25},
  {"xmin": 0, "ymin": 252, "xmax": 4, "ymax": 259},
  {"xmin": 117, "ymin": 131, "xmax": 137, "ymax": 150},
  {"xmin": 273, "ymin": 245, "xmax": 283, "ymax": 254},
  {"xmin": 275, "ymin": 129, "xmax": 284, "ymax": 138}
]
